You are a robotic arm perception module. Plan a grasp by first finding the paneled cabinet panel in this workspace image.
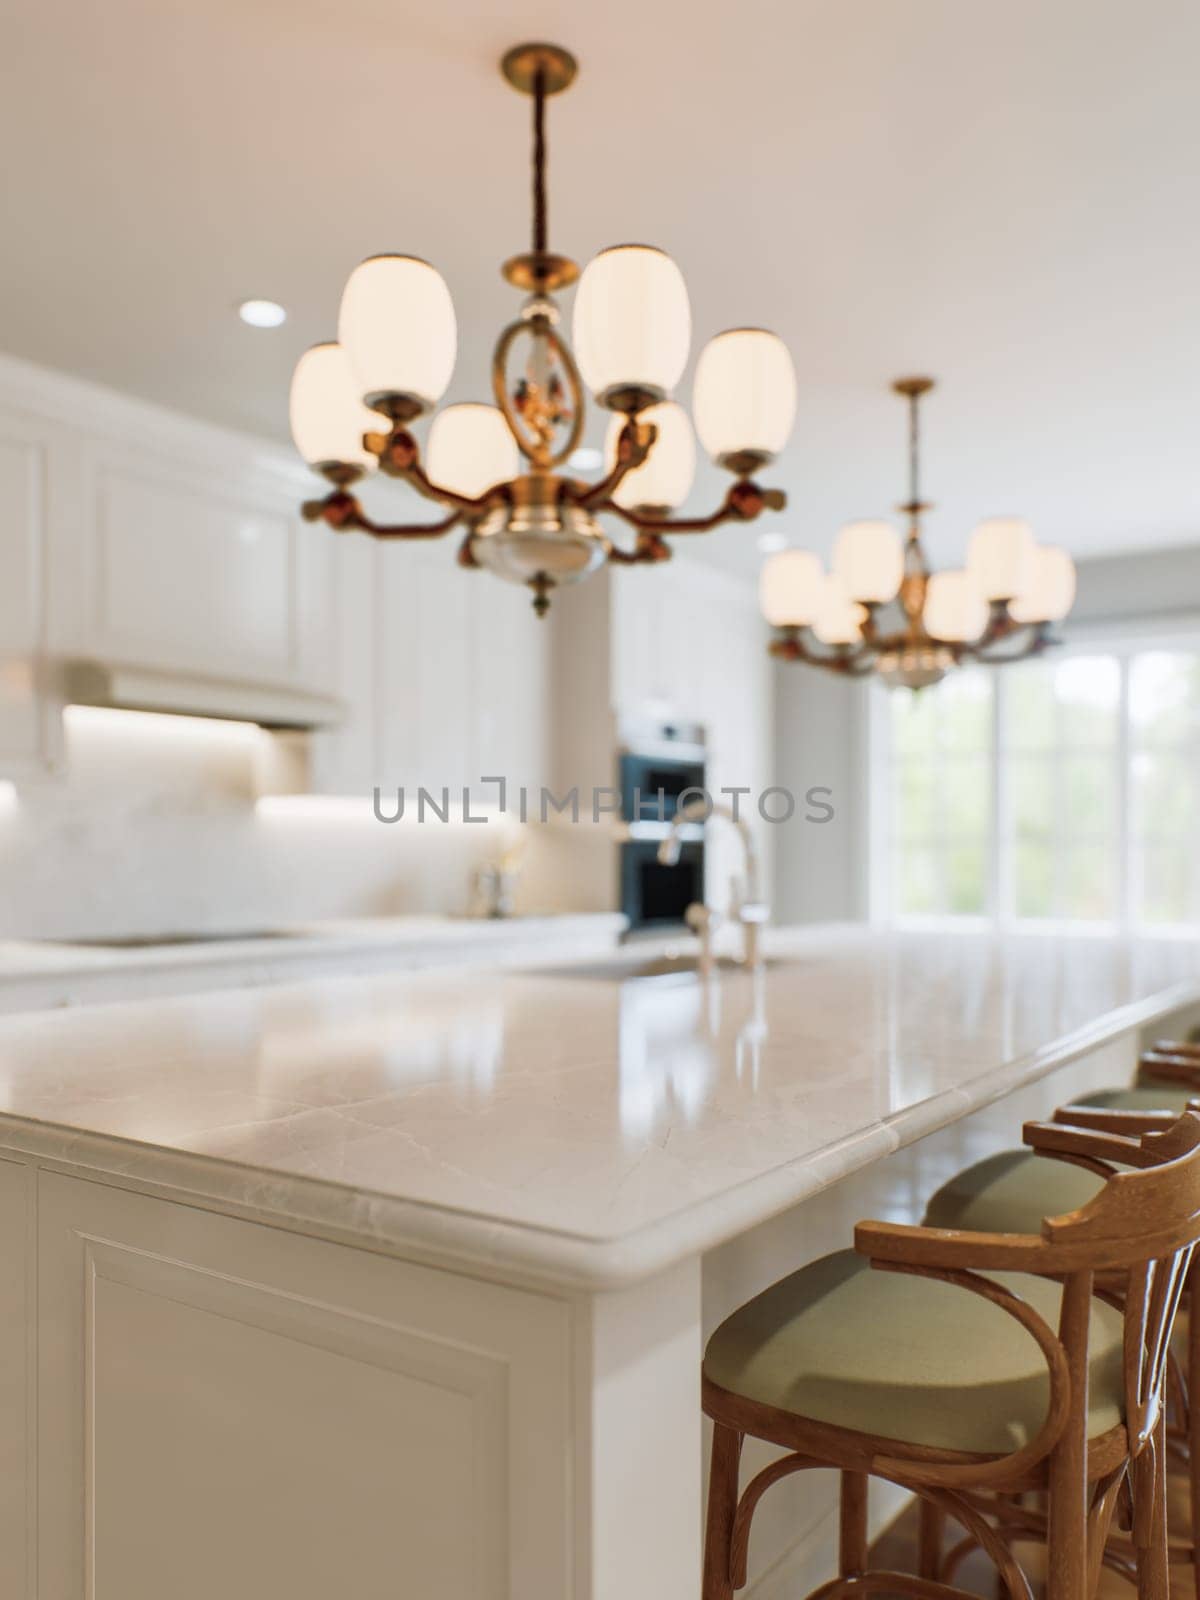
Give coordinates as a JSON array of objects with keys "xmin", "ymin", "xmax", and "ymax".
[
  {"xmin": 0, "ymin": 1159, "xmax": 30, "ymax": 1598},
  {"xmin": 0, "ymin": 408, "xmax": 61, "ymax": 774},
  {"xmin": 37, "ymin": 1174, "xmax": 572, "ymax": 1600},
  {"xmin": 370, "ymin": 543, "xmax": 549, "ymax": 808},
  {"xmin": 79, "ymin": 442, "xmax": 325, "ymax": 689}
]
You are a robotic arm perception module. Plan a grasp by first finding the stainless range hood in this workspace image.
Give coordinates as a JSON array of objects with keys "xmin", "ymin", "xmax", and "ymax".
[{"xmin": 61, "ymin": 660, "xmax": 344, "ymax": 731}]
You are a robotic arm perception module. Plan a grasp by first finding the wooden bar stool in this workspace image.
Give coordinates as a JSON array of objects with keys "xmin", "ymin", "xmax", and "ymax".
[
  {"xmin": 702, "ymin": 1111, "xmax": 1200, "ymax": 1600},
  {"xmin": 920, "ymin": 1071, "xmax": 1200, "ymax": 1595}
]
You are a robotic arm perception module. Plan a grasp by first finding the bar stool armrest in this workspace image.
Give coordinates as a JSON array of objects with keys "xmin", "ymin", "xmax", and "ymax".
[
  {"xmin": 1022, "ymin": 1118, "xmax": 1154, "ymax": 1170},
  {"xmin": 1149, "ymin": 1039, "xmax": 1200, "ymax": 1062},
  {"xmin": 1053, "ymin": 1105, "xmax": 1186, "ymax": 1136},
  {"xmin": 1139, "ymin": 1051, "xmax": 1200, "ymax": 1086},
  {"xmin": 854, "ymin": 1217, "xmax": 1056, "ymax": 1272}
]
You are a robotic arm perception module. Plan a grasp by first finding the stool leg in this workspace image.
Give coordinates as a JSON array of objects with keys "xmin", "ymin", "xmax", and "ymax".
[
  {"xmin": 840, "ymin": 1471, "xmax": 868, "ymax": 1577},
  {"xmin": 1047, "ymin": 1274, "xmax": 1090, "ymax": 1600},
  {"xmin": 1133, "ymin": 1417, "xmax": 1170, "ymax": 1600},
  {"xmin": 703, "ymin": 1424, "xmax": 742, "ymax": 1600},
  {"xmin": 917, "ymin": 1497, "xmax": 944, "ymax": 1580}
]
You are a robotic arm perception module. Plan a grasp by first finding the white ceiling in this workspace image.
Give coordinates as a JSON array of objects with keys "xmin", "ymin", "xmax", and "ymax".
[{"xmin": 5, "ymin": 0, "xmax": 1199, "ymax": 577}]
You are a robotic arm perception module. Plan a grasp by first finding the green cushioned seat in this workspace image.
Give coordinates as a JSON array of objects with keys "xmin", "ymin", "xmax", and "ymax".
[
  {"xmin": 703, "ymin": 1249, "xmax": 1124, "ymax": 1456},
  {"xmin": 923, "ymin": 1148, "xmax": 1105, "ymax": 1235}
]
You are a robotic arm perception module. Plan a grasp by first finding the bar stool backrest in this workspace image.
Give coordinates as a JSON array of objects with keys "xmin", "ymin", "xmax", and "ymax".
[{"xmin": 1042, "ymin": 1110, "xmax": 1200, "ymax": 1454}]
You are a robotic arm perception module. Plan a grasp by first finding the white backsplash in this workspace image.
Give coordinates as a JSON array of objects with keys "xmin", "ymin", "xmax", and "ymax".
[{"xmin": 0, "ymin": 708, "xmax": 609, "ymax": 941}]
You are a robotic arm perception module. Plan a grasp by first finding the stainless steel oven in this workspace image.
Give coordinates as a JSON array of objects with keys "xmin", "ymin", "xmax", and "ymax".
[{"xmin": 620, "ymin": 831, "xmax": 705, "ymax": 933}]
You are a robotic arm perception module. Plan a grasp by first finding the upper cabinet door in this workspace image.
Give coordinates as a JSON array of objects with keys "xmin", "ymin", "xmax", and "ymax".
[
  {"xmin": 473, "ymin": 577, "xmax": 548, "ymax": 802},
  {"xmin": 375, "ymin": 541, "xmax": 474, "ymax": 798},
  {"xmin": 77, "ymin": 438, "xmax": 329, "ymax": 690},
  {"xmin": 0, "ymin": 405, "xmax": 62, "ymax": 775}
]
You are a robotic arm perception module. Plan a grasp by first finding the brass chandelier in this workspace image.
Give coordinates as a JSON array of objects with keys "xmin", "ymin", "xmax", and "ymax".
[
  {"xmin": 759, "ymin": 378, "xmax": 1076, "ymax": 689},
  {"xmin": 288, "ymin": 43, "xmax": 795, "ymax": 616}
]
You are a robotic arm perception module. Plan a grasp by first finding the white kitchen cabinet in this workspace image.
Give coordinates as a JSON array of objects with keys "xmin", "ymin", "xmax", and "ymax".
[
  {"xmin": 369, "ymin": 541, "xmax": 549, "ymax": 807},
  {"xmin": 0, "ymin": 1159, "xmax": 30, "ymax": 1597},
  {"xmin": 0, "ymin": 404, "xmax": 64, "ymax": 775},
  {"xmin": 72, "ymin": 435, "xmax": 332, "ymax": 693},
  {"xmin": 35, "ymin": 1170, "xmax": 572, "ymax": 1600},
  {"xmin": 0, "ymin": 354, "xmax": 342, "ymax": 778},
  {"xmin": 473, "ymin": 573, "xmax": 549, "ymax": 799}
]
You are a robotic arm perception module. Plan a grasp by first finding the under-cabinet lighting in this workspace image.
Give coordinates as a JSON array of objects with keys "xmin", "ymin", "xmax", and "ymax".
[
  {"xmin": 256, "ymin": 794, "xmax": 508, "ymax": 824},
  {"xmin": 256, "ymin": 795, "xmax": 377, "ymax": 822},
  {"xmin": 64, "ymin": 705, "xmax": 263, "ymax": 745}
]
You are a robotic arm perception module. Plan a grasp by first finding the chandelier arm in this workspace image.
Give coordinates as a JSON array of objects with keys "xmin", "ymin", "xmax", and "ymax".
[
  {"xmin": 367, "ymin": 426, "xmax": 507, "ymax": 517},
  {"xmin": 607, "ymin": 531, "xmax": 674, "ymax": 566},
  {"xmin": 604, "ymin": 480, "xmax": 787, "ymax": 536},
  {"xmin": 571, "ymin": 419, "xmax": 658, "ymax": 511},
  {"xmin": 301, "ymin": 490, "xmax": 463, "ymax": 541},
  {"xmin": 767, "ymin": 627, "xmax": 881, "ymax": 676},
  {"xmin": 965, "ymin": 623, "xmax": 1057, "ymax": 666}
]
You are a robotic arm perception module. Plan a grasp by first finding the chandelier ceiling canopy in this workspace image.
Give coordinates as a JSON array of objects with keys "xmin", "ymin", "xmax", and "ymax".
[
  {"xmin": 288, "ymin": 42, "xmax": 795, "ymax": 615},
  {"xmin": 758, "ymin": 378, "xmax": 1077, "ymax": 689}
]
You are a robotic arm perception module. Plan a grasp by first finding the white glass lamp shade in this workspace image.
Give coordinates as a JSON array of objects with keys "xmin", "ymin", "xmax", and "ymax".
[
  {"xmin": 288, "ymin": 343, "xmax": 378, "ymax": 473},
  {"xmin": 967, "ymin": 516, "xmax": 1036, "ymax": 602},
  {"xmin": 426, "ymin": 403, "xmax": 519, "ymax": 501},
  {"xmin": 759, "ymin": 549, "xmax": 823, "ymax": 628},
  {"xmin": 812, "ymin": 573, "xmax": 867, "ymax": 645},
  {"xmin": 604, "ymin": 401, "xmax": 696, "ymax": 511},
  {"xmin": 572, "ymin": 245, "xmax": 690, "ymax": 410},
  {"xmin": 338, "ymin": 255, "xmax": 456, "ymax": 414},
  {"xmin": 831, "ymin": 519, "xmax": 904, "ymax": 604},
  {"xmin": 923, "ymin": 569, "xmax": 989, "ymax": 643},
  {"xmin": 1009, "ymin": 545, "xmax": 1077, "ymax": 624},
  {"xmin": 693, "ymin": 328, "xmax": 797, "ymax": 470}
]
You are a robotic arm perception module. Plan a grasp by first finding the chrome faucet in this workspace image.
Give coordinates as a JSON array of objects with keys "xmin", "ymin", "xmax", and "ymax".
[{"xmin": 657, "ymin": 801, "xmax": 769, "ymax": 970}]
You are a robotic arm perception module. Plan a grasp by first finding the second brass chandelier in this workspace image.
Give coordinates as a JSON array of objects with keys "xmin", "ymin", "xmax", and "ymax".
[
  {"xmin": 288, "ymin": 42, "xmax": 795, "ymax": 615},
  {"xmin": 759, "ymin": 378, "xmax": 1077, "ymax": 689}
]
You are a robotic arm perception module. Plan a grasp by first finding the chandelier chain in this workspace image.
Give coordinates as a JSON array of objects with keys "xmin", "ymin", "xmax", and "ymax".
[
  {"xmin": 908, "ymin": 388, "xmax": 921, "ymax": 511},
  {"xmin": 532, "ymin": 69, "xmax": 548, "ymax": 256}
]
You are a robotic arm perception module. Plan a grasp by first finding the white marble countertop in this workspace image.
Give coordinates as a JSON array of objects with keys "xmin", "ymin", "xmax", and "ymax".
[
  {"xmin": 0, "ymin": 913, "xmax": 627, "ymax": 1010},
  {"xmin": 0, "ymin": 924, "xmax": 1196, "ymax": 1289}
]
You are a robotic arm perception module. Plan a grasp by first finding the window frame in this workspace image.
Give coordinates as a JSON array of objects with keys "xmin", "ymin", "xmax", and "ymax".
[{"xmin": 870, "ymin": 617, "xmax": 1200, "ymax": 935}]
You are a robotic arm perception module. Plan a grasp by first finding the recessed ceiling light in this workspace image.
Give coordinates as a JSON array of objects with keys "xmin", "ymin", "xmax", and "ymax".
[
  {"xmin": 567, "ymin": 446, "xmax": 603, "ymax": 472},
  {"xmin": 238, "ymin": 299, "xmax": 287, "ymax": 329},
  {"xmin": 757, "ymin": 531, "xmax": 788, "ymax": 554}
]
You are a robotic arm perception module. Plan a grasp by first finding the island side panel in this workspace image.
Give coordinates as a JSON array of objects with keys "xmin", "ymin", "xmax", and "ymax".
[
  {"xmin": 572, "ymin": 1256, "xmax": 703, "ymax": 1600},
  {"xmin": 0, "ymin": 1157, "xmax": 32, "ymax": 1599},
  {"xmin": 34, "ymin": 1171, "xmax": 574, "ymax": 1600}
]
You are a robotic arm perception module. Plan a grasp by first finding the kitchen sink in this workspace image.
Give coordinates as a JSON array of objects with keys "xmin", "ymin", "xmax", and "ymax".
[{"xmin": 532, "ymin": 952, "xmax": 778, "ymax": 983}]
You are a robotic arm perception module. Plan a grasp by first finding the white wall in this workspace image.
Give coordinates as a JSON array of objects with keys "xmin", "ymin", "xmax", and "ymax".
[
  {"xmin": 1068, "ymin": 543, "xmax": 1200, "ymax": 625},
  {"xmin": 771, "ymin": 666, "xmax": 869, "ymax": 925}
]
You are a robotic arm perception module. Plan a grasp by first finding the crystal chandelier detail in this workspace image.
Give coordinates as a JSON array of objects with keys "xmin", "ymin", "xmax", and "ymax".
[
  {"xmin": 758, "ymin": 378, "xmax": 1076, "ymax": 689},
  {"xmin": 288, "ymin": 43, "xmax": 795, "ymax": 616}
]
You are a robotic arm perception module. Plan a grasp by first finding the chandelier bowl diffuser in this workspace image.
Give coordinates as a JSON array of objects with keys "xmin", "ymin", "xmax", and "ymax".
[
  {"xmin": 289, "ymin": 43, "xmax": 794, "ymax": 615},
  {"xmin": 759, "ymin": 377, "xmax": 1076, "ymax": 687}
]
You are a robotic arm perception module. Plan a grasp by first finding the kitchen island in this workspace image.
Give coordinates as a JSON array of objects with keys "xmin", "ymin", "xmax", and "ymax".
[{"xmin": 0, "ymin": 925, "xmax": 1198, "ymax": 1600}]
